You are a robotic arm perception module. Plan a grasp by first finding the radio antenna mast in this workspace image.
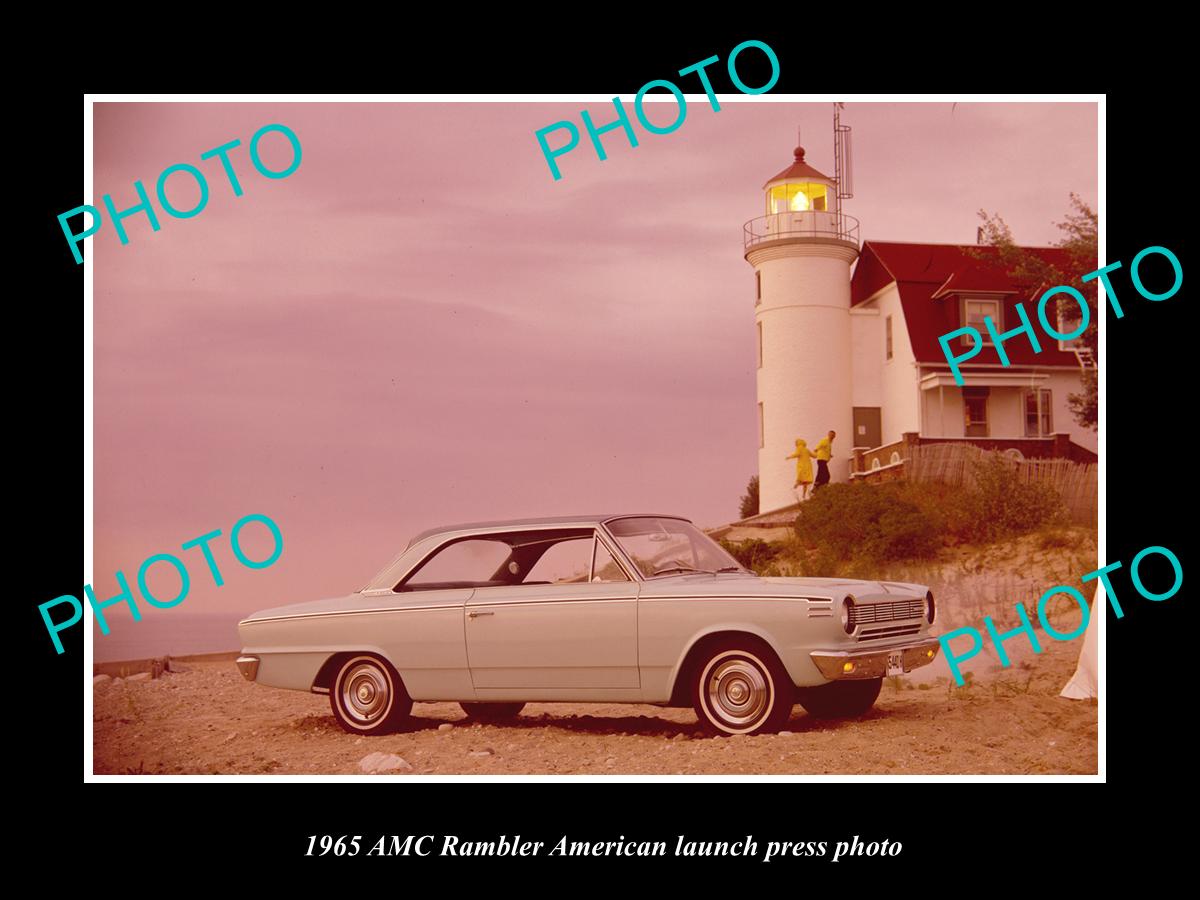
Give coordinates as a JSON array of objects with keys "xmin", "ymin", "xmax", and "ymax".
[{"xmin": 833, "ymin": 103, "xmax": 854, "ymax": 228}]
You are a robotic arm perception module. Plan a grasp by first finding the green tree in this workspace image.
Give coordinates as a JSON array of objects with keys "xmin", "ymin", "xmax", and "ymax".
[
  {"xmin": 738, "ymin": 475, "xmax": 759, "ymax": 519},
  {"xmin": 971, "ymin": 193, "xmax": 1098, "ymax": 430}
]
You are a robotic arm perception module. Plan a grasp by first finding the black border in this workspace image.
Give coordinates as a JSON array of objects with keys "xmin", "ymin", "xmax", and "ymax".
[{"xmin": 25, "ymin": 27, "xmax": 1188, "ymax": 884}]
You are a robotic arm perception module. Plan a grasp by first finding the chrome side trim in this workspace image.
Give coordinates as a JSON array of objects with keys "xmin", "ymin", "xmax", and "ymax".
[
  {"xmin": 467, "ymin": 596, "xmax": 636, "ymax": 608},
  {"xmin": 241, "ymin": 604, "xmax": 464, "ymax": 624},
  {"xmin": 637, "ymin": 595, "xmax": 835, "ymax": 603},
  {"xmin": 241, "ymin": 594, "xmax": 644, "ymax": 624}
]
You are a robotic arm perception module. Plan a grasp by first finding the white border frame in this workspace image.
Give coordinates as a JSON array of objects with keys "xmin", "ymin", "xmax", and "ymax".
[{"xmin": 82, "ymin": 92, "xmax": 1106, "ymax": 783}]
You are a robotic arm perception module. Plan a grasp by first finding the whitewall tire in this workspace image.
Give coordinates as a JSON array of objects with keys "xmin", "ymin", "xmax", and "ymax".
[
  {"xmin": 330, "ymin": 654, "xmax": 412, "ymax": 735},
  {"xmin": 691, "ymin": 641, "xmax": 794, "ymax": 736}
]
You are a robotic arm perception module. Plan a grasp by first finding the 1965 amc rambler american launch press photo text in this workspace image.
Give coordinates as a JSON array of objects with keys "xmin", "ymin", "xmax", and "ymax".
[{"xmin": 35, "ymin": 26, "xmax": 1187, "ymax": 884}]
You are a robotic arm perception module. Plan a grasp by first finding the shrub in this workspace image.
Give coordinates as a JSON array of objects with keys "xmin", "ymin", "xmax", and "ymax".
[
  {"xmin": 793, "ymin": 482, "xmax": 941, "ymax": 564},
  {"xmin": 738, "ymin": 476, "xmax": 759, "ymax": 520},
  {"xmin": 955, "ymin": 456, "xmax": 1066, "ymax": 543},
  {"xmin": 786, "ymin": 457, "xmax": 1066, "ymax": 566}
]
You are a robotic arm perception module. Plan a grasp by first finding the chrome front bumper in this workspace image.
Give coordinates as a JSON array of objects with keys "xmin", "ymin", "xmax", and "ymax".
[
  {"xmin": 811, "ymin": 637, "xmax": 940, "ymax": 681},
  {"xmin": 236, "ymin": 656, "xmax": 260, "ymax": 681}
]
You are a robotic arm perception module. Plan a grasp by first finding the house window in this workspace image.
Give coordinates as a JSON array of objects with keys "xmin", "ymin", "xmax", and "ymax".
[
  {"xmin": 755, "ymin": 271, "xmax": 761, "ymax": 305},
  {"xmin": 885, "ymin": 314, "xmax": 893, "ymax": 360},
  {"xmin": 1024, "ymin": 388, "xmax": 1053, "ymax": 437},
  {"xmin": 962, "ymin": 386, "xmax": 989, "ymax": 437},
  {"xmin": 758, "ymin": 402, "xmax": 764, "ymax": 449},
  {"xmin": 963, "ymin": 298, "xmax": 1002, "ymax": 347},
  {"xmin": 756, "ymin": 322, "xmax": 763, "ymax": 368}
]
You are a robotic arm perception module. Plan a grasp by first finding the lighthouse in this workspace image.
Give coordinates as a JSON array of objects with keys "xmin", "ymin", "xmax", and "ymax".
[{"xmin": 744, "ymin": 142, "xmax": 859, "ymax": 513}]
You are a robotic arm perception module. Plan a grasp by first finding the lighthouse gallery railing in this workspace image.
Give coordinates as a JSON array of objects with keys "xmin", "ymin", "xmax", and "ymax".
[{"xmin": 743, "ymin": 211, "xmax": 860, "ymax": 252}]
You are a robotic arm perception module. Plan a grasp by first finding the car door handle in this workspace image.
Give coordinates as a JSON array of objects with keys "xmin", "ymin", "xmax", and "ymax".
[{"xmin": 467, "ymin": 610, "xmax": 494, "ymax": 618}]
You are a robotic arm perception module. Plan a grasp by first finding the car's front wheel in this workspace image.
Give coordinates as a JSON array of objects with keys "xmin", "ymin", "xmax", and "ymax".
[
  {"xmin": 691, "ymin": 639, "xmax": 794, "ymax": 736},
  {"xmin": 460, "ymin": 702, "xmax": 526, "ymax": 721},
  {"xmin": 794, "ymin": 677, "xmax": 883, "ymax": 719},
  {"xmin": 330, "ymin": 654, "xmax": 412, "ymax": 735}
]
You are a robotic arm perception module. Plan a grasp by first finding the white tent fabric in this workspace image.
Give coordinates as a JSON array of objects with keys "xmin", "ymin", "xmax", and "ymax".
[{"xmin": 1060, "ymin": 584, "xmax": 1099, "ymax": 699}]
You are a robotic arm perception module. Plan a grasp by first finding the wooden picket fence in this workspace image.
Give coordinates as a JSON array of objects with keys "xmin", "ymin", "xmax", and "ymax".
[{"xmin": 906, "ymin": 442, "xmax": 1098, "ymax": 525}]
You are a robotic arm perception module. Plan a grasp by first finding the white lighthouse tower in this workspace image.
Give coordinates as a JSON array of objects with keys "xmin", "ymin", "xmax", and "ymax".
[{"xmin": 744, "ymin": 137, "xmax": 860, "ymax": 513}]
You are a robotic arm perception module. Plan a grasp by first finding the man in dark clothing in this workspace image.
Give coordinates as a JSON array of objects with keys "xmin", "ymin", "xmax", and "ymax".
[{"xmin": 812, "ymin": 430, "xmax": 835, "ymax": 491}]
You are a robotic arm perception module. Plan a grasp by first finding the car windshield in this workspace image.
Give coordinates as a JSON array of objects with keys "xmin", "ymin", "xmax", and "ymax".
[{"xmin": 605, "ymin": 517, "xmax": 745, "ymax": 578}]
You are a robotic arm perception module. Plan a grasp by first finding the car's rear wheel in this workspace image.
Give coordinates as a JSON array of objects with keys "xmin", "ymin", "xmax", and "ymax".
[
  {"xmin": 795, "ymin": 677, "xmax": 883, "ymax": 719},
  {"xmin": 459, "ymin": 702, "xmax": 526, "ymax": 721},
  {"xmin": 691, "ymin": 639, "xmax": 793, "ymax": 736},
  {"xmin": 330, "ymin": 654, "xmax": 412, "ymax": 735}
]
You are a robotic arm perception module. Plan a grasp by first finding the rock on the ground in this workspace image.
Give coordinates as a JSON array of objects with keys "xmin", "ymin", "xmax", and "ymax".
[
  {"xmin": 437, "ymin": 723, "xmax": 453, "ymax": 732},
  {"xmin": 360, "ymin": 752, "xmax": 413, "ymax": 774},
  {"xmin": 93, "ymin": 674, "xmax": 112, "ymax": 689},
  {"xmin": 127, "ymin": 672, "xmax": 152, "ymax": 683}
]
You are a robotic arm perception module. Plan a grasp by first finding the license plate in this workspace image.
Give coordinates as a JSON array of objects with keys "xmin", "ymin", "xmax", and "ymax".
[{"xmin": 886, "ymin": 651, "xmax": 905, "ymax": 676}]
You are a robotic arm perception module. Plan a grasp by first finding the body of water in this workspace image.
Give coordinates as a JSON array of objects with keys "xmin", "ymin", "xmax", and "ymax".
[{"xmin": 92, "ymin": 612, "xmax": 244, "ymax": 662}]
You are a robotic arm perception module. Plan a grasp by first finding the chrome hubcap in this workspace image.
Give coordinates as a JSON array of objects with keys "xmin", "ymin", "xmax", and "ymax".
[
  {"xmin": 341, "ymin": 662, "xmax": 390, "ymax": 724},
  {"xmin": 707, "ymin": 658, "xmax": 769, "ymax": 726}
]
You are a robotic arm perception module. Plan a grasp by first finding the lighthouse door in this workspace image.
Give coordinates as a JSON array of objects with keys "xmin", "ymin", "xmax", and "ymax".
[{"xmin": 853, "ymin": 407, "xmax": 881, "ymax": 449}]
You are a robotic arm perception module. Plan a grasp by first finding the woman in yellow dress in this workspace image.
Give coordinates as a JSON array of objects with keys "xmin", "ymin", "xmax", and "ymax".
[{"xmin": 785, "ymin": 438, "xmax": 815, "ymax": 501}]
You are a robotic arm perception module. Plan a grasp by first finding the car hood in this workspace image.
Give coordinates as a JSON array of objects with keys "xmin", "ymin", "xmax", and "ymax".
[{"xmin": 763, "ymin": 576, "xmax": 929, "ymax": 601}]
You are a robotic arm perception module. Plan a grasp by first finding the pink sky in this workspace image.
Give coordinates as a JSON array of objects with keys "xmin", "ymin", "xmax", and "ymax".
[{"xmin": 91, "ymin": 100, "xmax": 1097, "ymax": 642}]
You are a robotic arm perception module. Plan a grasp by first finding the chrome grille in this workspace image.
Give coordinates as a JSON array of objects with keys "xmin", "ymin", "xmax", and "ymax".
[
  {"xmin": 858, "ymin": 623, "xmax": 922, "ymax": 641},
  {"xmin": 849, "ymin": 598, "xmax": 924, "ymax": 629}
]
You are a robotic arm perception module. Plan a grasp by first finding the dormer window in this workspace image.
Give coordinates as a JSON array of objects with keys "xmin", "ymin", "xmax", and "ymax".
[{"xmin": 962, "ymin": 297, "xmax": 1002, "ymax": 347}]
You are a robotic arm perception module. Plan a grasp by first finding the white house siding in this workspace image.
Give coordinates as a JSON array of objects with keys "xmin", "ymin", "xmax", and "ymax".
[
  {"xmin": 850, "ymin": 307, "xmax": 883, "ymax": 415},
  {"xmin": 875, "ymin": 284, "xmax": 921, "ymax": 445},
  {"xmin": 1047, "ymin": 370, "xmax": 1098, "ymax": 454},
  {"xmin": 989, "ymin": 387, "xmax": 1024, "ymax": 437}
]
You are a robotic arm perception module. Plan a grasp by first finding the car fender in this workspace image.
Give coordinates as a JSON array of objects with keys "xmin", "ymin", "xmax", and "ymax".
[{"xmin": 665, "ymin": 621, "xmax": 791, "ymax": 702}]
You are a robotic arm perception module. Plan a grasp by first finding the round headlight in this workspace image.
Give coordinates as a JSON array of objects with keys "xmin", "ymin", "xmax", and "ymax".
[
  {"xmin": 926, "ymin": 591, "xmax": 936, "ymax": 625},
  {"xmin": 841, "ymin": 596, "xmax": 855, "ymax": 634}
]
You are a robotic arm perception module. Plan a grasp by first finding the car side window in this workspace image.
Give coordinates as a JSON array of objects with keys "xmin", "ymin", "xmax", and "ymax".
[
  {"xmin": 524, "ymin": 537, "xmax": 594, "ymax": 584},
  {"xmin": 401, "ymin": 539, "xmax": 511, "ymax": 590},
  {"xmin": 591, "ymin": 539, "xmax": 630, "ymax": 583}
]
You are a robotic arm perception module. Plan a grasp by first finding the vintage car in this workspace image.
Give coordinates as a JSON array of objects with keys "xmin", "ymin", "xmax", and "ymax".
[{"xmin": 237, "ymin": 514, "xmax": 940, "ymax": 736}]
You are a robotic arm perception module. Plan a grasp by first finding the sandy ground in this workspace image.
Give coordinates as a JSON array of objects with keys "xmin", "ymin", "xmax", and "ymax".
[{"xmin": 93, "ymin": 634, "xmax": 1096, "ymax": 776}]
